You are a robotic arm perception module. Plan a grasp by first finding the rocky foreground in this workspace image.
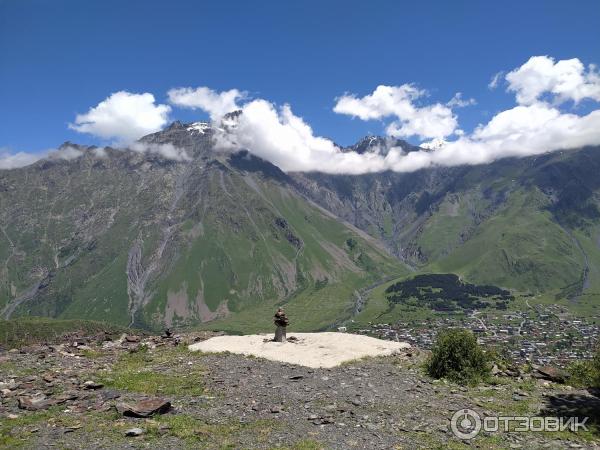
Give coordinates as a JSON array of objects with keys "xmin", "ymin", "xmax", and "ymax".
[{"xmin": 0, "ymin": 331, "xmax": 599, "ymax": 449}]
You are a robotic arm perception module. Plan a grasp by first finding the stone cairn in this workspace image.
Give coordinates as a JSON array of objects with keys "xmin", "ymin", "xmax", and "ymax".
[{"xmin": 273, "ymin": 308, "xmax": 289, "ymax": 342}]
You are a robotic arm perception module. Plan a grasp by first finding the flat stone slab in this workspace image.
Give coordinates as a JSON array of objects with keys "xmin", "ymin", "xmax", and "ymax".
[{"xmin": 188, "ymin": 332, "xmax": 410, "ymax": 368}]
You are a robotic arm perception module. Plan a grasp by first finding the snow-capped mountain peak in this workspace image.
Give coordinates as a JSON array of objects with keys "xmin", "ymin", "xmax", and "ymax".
[{"xmin": 187, "ymin": 122, "xmax": 211, "ymax": 134}]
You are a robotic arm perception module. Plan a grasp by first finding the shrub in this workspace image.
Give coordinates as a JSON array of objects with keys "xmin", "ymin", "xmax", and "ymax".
[
  {"xmin": 426, "ymin": 328, "xmax": 490, "ymax": 385},
  {"xmin": 568, "ymin": 360, "xmax": 596, "ymax": 388},
  {"xmin": 568, "ymin": 344, "xmax": 600, "ymax": 388}
]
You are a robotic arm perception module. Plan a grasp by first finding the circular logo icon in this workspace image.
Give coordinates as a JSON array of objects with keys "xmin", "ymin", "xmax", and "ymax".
[{"xmin": 451, "ymin": 408, "xmax": 482, "ymax": 439}]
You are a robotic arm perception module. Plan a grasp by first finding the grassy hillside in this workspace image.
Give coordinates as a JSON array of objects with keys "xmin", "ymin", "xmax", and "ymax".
[
  {"xmin": 0, "ymin": 145, "xmax": 407, "ymax": 331},
  {"xmin": 0, "ymin": 317, "xmax": 128, "ymax": 348},
  {"xmin": 426, "ymin": 188, "xmax": 585, "ymax": 293},
  {"xmin": 3, "ymin": 131, "xmax": 600, "ymax": 331},
  {"xmin": 296, "ymin": 147, "xmax": 600, "ymax": 308}
]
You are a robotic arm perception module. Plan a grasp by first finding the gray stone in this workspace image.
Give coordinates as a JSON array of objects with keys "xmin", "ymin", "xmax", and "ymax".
[{"xmin": 125, "ymin": 428, "xmax": 144, "ymax": 437}]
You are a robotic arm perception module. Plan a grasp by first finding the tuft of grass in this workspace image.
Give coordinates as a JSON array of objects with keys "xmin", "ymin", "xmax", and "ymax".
[{"xmin": 80, "ymin": 348, "xmax": 105, "ymax": 359}]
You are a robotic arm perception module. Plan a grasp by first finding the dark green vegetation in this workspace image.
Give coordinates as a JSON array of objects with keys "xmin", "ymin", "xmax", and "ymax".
[
  {"xmin": 426, "ymin": 328, "xmax": 490, "ymax": 385},
  {"xmin": 2, "ymin": 122, "xmax": 600, "ymax": 330},
  {"xmin": 385, "ymin": 273, "xmax": 514, "ymax": 312},
  {"xmin": 0, "ymin": 317, "xmax": 126, "ymax": 348},
  {"xmin": 569, "ymin": 345, "xmax": 600, "ymax": 389}
]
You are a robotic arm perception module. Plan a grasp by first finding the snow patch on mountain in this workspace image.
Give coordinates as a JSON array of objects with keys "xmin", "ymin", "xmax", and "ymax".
[
  {"xmin": 187, "ymin": 122, "xmax": 211, "ymax": 134},
  {"xmin": 419, "ymin": 138, "xmax": 447, "ymax": 151}
]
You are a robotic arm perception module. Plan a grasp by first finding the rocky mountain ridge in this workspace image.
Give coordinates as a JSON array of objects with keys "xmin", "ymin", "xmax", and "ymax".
[
  {"xmin": 2, "ymin": 122, "xmax": 600, "ymax": 330},
  {"xmin": 0, "ymin": 124, "xmax": 403, "ymax": 331}
]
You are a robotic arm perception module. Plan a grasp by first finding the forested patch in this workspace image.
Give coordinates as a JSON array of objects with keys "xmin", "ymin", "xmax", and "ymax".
[{"xmin": 385, "ymin": 273, "xmax": 514, "ymax": 312}]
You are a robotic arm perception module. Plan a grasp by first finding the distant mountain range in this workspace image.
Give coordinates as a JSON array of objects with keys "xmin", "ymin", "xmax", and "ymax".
[{"xmin": 2, "ymin": 121, "xmax": 599, "ymax": 332}]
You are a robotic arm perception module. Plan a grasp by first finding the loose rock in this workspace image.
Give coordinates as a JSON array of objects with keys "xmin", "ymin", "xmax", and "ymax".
[{"xmin": 116, "ymin": 398, "xmax": 171, "ymax": 418}]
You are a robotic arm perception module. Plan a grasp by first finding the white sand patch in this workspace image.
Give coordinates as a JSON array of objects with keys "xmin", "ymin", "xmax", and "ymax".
[{"xmin": 188, "ymin": 332, "xmax": 410, "ymax": 368}]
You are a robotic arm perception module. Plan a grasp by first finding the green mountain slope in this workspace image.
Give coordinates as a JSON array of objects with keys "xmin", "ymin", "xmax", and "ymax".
[
  {"xmin": 294, "ymin": 145, "xmax": 600, "ymax": 307},
  {"xmin": 3, "ymin": 123, "xmax": 600, "ymax": 331},
  {"xmin": 0, "ymin": 127, "xmax": 406, "ymax": 332},
  {"xmin": 426, "ymin": 188, "xmax": 584, "ymax": 292}
]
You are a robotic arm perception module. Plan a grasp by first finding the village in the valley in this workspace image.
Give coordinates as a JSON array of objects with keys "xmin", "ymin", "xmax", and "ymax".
[{"xmin": 356, "ymin": 302, "xmax": 600, "ymax": 368}]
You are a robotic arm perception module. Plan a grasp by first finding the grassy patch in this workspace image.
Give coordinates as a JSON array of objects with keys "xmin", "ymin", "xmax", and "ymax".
[
  {"xmin": 145, "ymin": 415, "xmax": 279, "ymax": 447},
  {"xmin": 0, "ymin": 361, "xmax": 37, "ymax": 377},
  {"xmin": 80, "ymin": 348, "xmax": 105, "ymax": 359},
  {"xmin": 95, "ymin": 346, "xmax": 205, "ymax": 395},
  {"xmin": 271, "ymin": 440, "xmax": 325, "ymax": 450},
  {"xmin": 0, "ymin": 406, "xmax": 68, "ymax": 448},
  {"xmin": 0, "ymin": 317, "xmax": 127, "ymax": 348}
]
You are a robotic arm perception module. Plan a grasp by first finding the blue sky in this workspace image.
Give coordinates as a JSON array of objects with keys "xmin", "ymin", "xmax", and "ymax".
[{"xmin": 1, "ymin": 0, "xmax": 600, "ymax": 155}]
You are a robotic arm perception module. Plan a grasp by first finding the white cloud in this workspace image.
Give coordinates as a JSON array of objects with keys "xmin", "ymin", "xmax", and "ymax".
[
  {"xmin": 506, "ymin": 56, "xmax": 600, "ymax": 105},
  {"xmin": 167, "ymin": 87, "xmax": 245, "ymax": 120},
  {"xmin": 395, "ymin": 105, "xmax": 600, "ymax": 171},
  {"xmin": 447, "ymin": 92, "xmax": 476, "ymax": 108},
  {"xmin": 214, "ymin": 99, "xmax": 384, "ymax": 174},
  {"xmin": 9, "ymin": 55, "xmax": 600, "ymax": 174},
  {"xmin": 0, "ymin": 149, "xmax": 41, "ymax": 169},
  {"xmin": 129, "ymin": 142, "xmax": 191, "ymax": 161},
  {"xmin": 0, "ymin": 142, "xmax": 190, "ymax": 171},
  {"xmin": 0, "ymin": 145, "xmax": 85, "ymax": 170},
  {"xmin": 201, "ymin": 55, "xmax": 600, "ymax": 174},
  {"xmin": 69, "ymin": 91, "xmax": 171, "ymax": 143},
  {"xmin": 332, "ymin": 84, "xmax": 459, "ymax": 140},
  {"xmin": 48, "ymin": 146, "xmax": 83, "ymax": 161},
  {"xmin": 333, "ymin": 85, "xmax": 423, "ymax": 120},
  {"xmin": 488, "ymin": 71, "xmax": 504, "ymax": 89},
  {"xmin": 385, "ymin": 103, "xmax": 458, "ymax": 140}
]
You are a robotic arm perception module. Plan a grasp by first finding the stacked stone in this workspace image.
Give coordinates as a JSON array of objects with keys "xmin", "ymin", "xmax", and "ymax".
[{"xmin": 273, "ymin": 308, "xmax": 289, "ymax": 342}]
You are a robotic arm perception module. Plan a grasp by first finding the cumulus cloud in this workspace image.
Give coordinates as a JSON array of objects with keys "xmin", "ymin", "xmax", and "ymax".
[
  {"xmin": 333, "ymin": 85, "xmax": 459, "ymax": 140},
  {"xmin": 384, "ymin": 105, "xmax": 600, "ymax": 172},
  {"xmin": 214, "ymin": 99, "xmax": 381, "ymax": 173},
  {"xmin": 506, "ymin": 56, "xmax": 600, "ymax": 105},
  {"xmin": 213, "ymin": 98, "xmax": 599, "ymax": 174},
  {"xmin": 69, "ymin": 91, "xmax": 171, "ymax": 143},
  {"xmin": 7, "ymin": 55, "xmax": 599, "ymax": 174},
  {"xmin": 167, "ymin": 87, "xmax": 245, "ymax": 120},
  {"xmin": 196, "ymin": 56, "xmax": 600, "ymax": 174}
]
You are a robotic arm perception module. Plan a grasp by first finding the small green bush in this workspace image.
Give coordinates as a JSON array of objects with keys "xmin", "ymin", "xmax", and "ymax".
[
  {"xmin": 568, "ymin": 344, "xmax": 600, "ymax": 388},
  {"xmin": 568, "ymin": 360, "xmax": 596, "ymax": 388},
  {"xmin": 426, "ymin": 328, "xmax": 490, "ymax": 385}
]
